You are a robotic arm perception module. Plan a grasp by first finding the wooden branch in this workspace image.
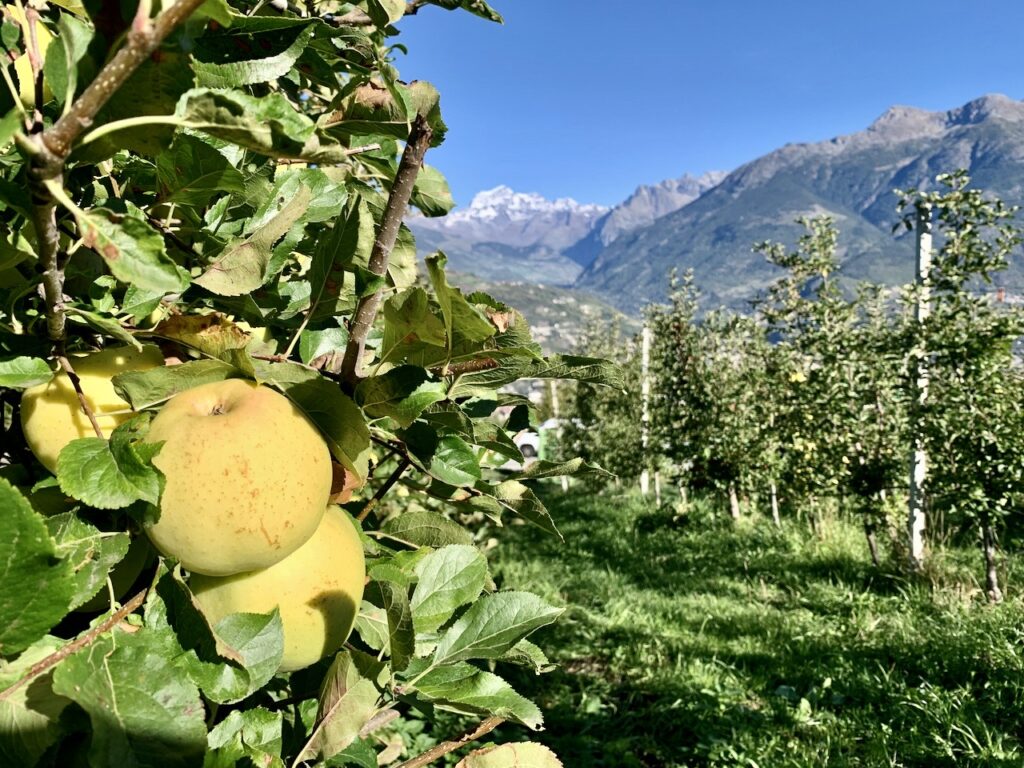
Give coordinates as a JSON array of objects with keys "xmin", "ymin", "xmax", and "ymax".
[
  {"xmin": 43, "ymin": 0, "xmax": 206, "ymax": 158},
  {"xmin": 340, "ymin": 115, "xmax": 433, "ymax": 385},
  {"xmin": 56, "ymin": 354, "xmax": 104, "ymax": 438},
  {"xmin": 23, "ymin": 0, "xmax": 206, "ymax": 351},
  {"xmin": 394, "ymin": 716, "xmax": 505, "ymax": 768},
  {"xmin": 357, "ymin": 457, "xmax": 411, "ymax": 522},
  {"xmin": 0, "ymin": 588, "xmax": 147, "ymax": 703}
]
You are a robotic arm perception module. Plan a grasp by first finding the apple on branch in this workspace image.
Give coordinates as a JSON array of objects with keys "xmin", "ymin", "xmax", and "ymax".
[
  {"xmin": 142, "ymin": 378, "xmax": 333, "ymax": 576},
  {"xmin": 190, "ymin": 506, "xmax": 366, "ymax": 672},
  {"xmin": 20, "ymin": 344, "xmax": 165, "ymax": 474}
]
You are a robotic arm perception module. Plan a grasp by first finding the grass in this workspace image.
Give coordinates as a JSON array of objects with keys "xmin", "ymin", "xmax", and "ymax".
[{"xmin": 489, "ymin": 488, "xmax": 1024, "ymax": 767}]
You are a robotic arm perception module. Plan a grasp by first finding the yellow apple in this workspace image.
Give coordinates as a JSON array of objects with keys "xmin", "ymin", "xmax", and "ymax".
[
  {"xmin": 20, "ymin": 344, "xmax": 165, "ymax": 473},
  {"xmin": 190, "ymin": 507, "xmax": 365, "ymax": 672},
  {"xmin": 143, "ymin": 379, "xmax": 332, "ymax": 576}
]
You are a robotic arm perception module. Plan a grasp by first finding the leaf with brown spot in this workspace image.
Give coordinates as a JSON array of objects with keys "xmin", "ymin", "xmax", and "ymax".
[
  {"xmin": 155, "ymin": 313, "xmax": 249, "ymax": 360},
  {"xmin": 70, "ymin": 207, "xmax": 190, "ymax": 294}
]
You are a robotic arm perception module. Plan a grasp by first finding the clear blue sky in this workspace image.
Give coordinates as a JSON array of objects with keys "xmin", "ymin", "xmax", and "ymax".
[{"xmin": 396, "ymin": 0, "xmax": 1024, "ymax": 208}]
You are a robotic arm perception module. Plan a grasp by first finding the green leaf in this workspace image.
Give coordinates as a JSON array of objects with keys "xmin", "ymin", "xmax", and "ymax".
[
  {"xmin": 364, "ymin": 580, "xmax": 414, "ymax": 671},
  {"xmin": 490, "ymin": 480, "xmax": 561, "ymax": 539},
  {"xmin": 70, "ymin": 207, "xmax": 190, "ymax": 294},
  {"xmin": 508, "ymin": 458, "xmax": 613, "ymax": 481},
  {"xmin": 499, "ymin": 639, "xmax": 555, "ymax": 674},
  {"xmin": 379, "ymin": 511, "xmax": 473, "ymax": 548},
  {"xmin": 452, "ymin": 354, "xmax": 623, "ymax": 397},
  {"xmin": 0, "ymin": 480, "xmax": 74, "ymax": 656},
  {"xmin": 46, "ymin": 514, "xmax": 131, "ymax": 611},
  {"xmin": 64, "ymin": 306, "xmax": 143, "ymax": 350},
  {"xmin": 156, "ymin": 134, "xmax": 246, "ymax": 207},
  {"xmin": 380, "ymin": 287, "xmax": 448, "ymax": 365},
  {"xmin": 426, "ymin": 252, "xmax": 496, "ymax": 355},
  {"xmin": 195, "ymin": 185, "xmax": 312, "ymax": 296},
  {"xmin": 429, "ymin": 434, "xmax": 482, "ymax": 486},
  {"xmin": 0, "ymin": 356, "xmax": 52, "ymax": 389},
  {"xmin": 306, "ymin": 198, "xmax": 374, "ymax": 323},
  {"xmin": 51, "ymin": 627, "xmax": 207, "ymax": 768},
  {"xmin": 431, "ymin": 592, "xmax": 563, "ymax": 666},
  {"xmin": 411, "ymin": 164, "xmax": 455, "ymax": 217},
  {"xmin": 193, "ymin": 22, "xmax": 317, "ymax": 88},
  {"xmin": 205, "ymin": 708, "xmax": 284, "ymax": 768},
  {"xmin": 425, "ymin": 0, "xmax": 504, "ymax": 23},
  {"xmin": 256, "ymin": 361, "xmax": 371, "ymax": 480},
  {"xmin": 43, "ymin": 12, "xmax": 91, "ymax": 107},
  {"xmin": 113, "ymin": 358, "xmax": 239, "ymax": 410},
  {"xmin": 410, "ymin": 661, "xmax": 543, "ymax": 730},
  {"xmin": 410, "ymin": 545, "xmax": 487, "ymax": 634},
  {"xmin": 299, "ymin": 326, "xmax": 348, "ymax": 365},
  {"xmin": 355, "ymin": 366, "xmax": 447, "ymax": 427},
  {"xmin": 0, "ymin": 635, "xmax": 71, "ymax": 767},
  {"xmin": 457, "ymin": 743, "xmax": 563, "ymax": 768},
  {"xmin": 187, "ymin": 611, "xmax": 285, "ymax": 704},
  {"xmin": 56, "ymin": 415, "xmax": 163, "ymax": 510},
  {"xmin": 297, "ymin": 651, "xmax": 380, "ymax": 763},
  {"xmin": 178, "ymin": 88, "xmax": 349, "ymax": 163},
  {"xmin": 152, "ymin": 569, "xmax": 285, "ymax": 704},
  {"xmin": 366, "ymin": 0, "xmax": 407, "ymax": 26}
]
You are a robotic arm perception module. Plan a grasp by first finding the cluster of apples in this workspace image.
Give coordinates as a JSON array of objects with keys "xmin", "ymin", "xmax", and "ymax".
[{"xmin": 20, "ymin": 345, "xmax": 366, "ymax": 672}]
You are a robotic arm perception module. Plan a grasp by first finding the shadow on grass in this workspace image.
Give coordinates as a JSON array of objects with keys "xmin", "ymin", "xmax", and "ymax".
[{"xmin": 491, "ymin": 487, "xmax": 1024, "ymax": 768}]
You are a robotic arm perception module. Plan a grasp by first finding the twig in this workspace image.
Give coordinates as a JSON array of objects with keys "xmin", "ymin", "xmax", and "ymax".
[
  {"xmin": 393, "ymin": 716, "xmax": 505, "ymax": 768},
  {"xmin": 357, "ymin": 457, "xmax": 411, "ymax": 522},
  {"xmin": 0, "ymin": 588, "xmax": 147, "ymax": 703},
  {"xmin": 341, "ymin": 115, "xmax": 433, "ymax": 385},
  {"xmin": 22, "ymin": 0, "xmax": 207, "ymax": 349},
  {"xmin": 56, "ymin": 354, "xmax": 104, "ymax": 437}
]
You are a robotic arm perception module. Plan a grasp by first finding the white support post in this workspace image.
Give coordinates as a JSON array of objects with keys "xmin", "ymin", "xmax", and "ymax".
[
  {"xmin": 909, "ymin": 202, "xmax": 931, "ymax": 570},
  {"xmin": 639, "ymin": 324, "xmax": 651, "ymax": 496}
]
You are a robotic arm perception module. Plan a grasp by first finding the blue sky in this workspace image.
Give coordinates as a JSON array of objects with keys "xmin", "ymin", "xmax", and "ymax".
[{"xmin": 396, "ymin": 1, "xmax": 1024, "ymax": 208}]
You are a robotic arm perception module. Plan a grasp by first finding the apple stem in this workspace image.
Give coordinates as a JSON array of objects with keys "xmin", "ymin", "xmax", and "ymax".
[
  {"xmin": 392, "ymin": 716, "xmax": 506, "ymax": 768},
  {"xmin": 56, "ymin": 352, "xmax": 105, "ymax": 438},
  {"xmin": 357, "ymin": 457, "xmax": 412, "ymax": 523},
  {"xmin": 0, "ymin": 587, "xmax": 147, "ymax": 704}
]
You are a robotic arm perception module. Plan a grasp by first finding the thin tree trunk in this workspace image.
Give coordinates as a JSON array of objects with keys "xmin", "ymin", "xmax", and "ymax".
[
  {"xmin": 983, "ymin": 520, "xmax": 1003, "ymax": 603},
  {"xmin": 808, "ymin": 495, "xmax": 821, "ymax": 538},
  {"xmin": 770, "ymin": 482, "xmax": 781, "ymax": 527},
  {"xmin": 654, "ymin": 471, "xmax": 662, "ymax": 507},
  {"xmin": 728, "ymin": 484, "xmax": 741, "ymax": 520},
  {"xmin": 864, "ymin": 520, "xmax": 881, "ymax": 568}
]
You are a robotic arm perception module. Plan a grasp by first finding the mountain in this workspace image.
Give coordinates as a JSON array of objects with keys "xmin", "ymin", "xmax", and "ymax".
[
  {"xmin": 408, "ymin": 186, "xmax": 608, "ymax": 285},
  {"xmin": 564, "ymin": 171, "xmax": 727, "ymax": 268},
  {"xmin": 577, "ymin": 94, "xmax": 1024, "ymax": 311}
]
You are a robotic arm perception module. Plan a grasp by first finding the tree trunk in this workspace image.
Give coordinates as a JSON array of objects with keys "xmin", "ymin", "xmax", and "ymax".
[
  {"xmin": 808, "ymin": 495, "xmax": 821, "ymax": 538},
  {"xmin": 864, "ymin": 520, "xmax": 881, "ymax": 568},
  {"xmin": 982, "ymin": 520, "xmax": 1003, "ymax": 603},
  {"xmin": 654, "ymin": 471, "xmax": 662, "ymax": 507},
  {"xmin": 770, "ymin": 482, "xmax": 781, "ymax": 527},
  {"xmin": 728, "ymin": 484, "xmax": 741, "ymax": 521}
]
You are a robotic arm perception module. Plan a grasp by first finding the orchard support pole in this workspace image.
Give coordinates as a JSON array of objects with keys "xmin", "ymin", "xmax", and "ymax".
[
  {"xmin": 908, "ymin": 202, "xmax": 931, "ymax": 571},
  {"xmin": 640, "ymin": 324, "xmax": 651, "ymax": 496}
]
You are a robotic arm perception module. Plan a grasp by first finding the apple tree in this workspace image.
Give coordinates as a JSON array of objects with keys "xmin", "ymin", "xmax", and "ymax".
[
  {"xmin": 898, "ymin": 172, "xmax": 1024, "ymax": 600},
  {"xmin": 0, "ymin": 1, "xmax": 619, "ymax": 765}
]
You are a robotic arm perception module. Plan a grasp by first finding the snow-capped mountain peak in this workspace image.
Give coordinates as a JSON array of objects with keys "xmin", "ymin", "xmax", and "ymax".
[{"xmin": 411, "ymin": 185, "xmax": 610, "ymax": 252}]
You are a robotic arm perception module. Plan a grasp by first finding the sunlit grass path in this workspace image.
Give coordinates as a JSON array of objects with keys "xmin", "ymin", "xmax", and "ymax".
[{"xmin": 491, "ymin": 490, "xmax": 1024, "ymax": 767}]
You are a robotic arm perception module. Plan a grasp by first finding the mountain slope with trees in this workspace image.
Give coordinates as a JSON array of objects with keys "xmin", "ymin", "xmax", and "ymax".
[{"xmin": 578, "ymin": 94, "xmax": 1024, "ymax": 311}]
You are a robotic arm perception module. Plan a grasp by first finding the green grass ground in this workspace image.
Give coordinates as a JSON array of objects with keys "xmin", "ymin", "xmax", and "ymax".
[{"xmin": 490, "ymin": 489, "xmax": 1024, "ymax": 767}]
